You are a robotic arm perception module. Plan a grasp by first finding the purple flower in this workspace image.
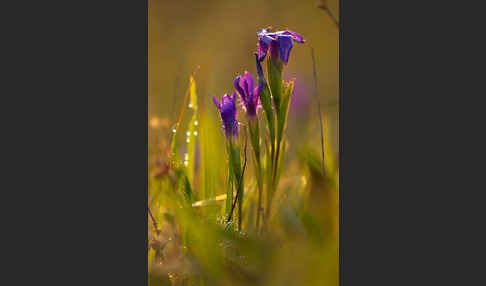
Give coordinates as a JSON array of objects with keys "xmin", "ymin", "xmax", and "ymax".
[
  {"xmin": 213, "ymin": 93, "xmax": 238, "ymax": 138},
  {"xmin": 257, "ymin": 28, "xmax": 305, "ymax": 64},
  {"xmin": 234, "ymin": 72, "xmax": 263, "ymax": 118}
]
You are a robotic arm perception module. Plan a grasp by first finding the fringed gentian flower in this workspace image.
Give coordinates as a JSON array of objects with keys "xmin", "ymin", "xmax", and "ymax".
[
  {"xmin": 213, "ymin": 93, "xmax": 238, "ymax": 139},
  {"xmin": 234, "ymin": 72, "xmax": 263, "ymax": 119},
  {"xmin": 257, "ymin": 28, "xmax": 305, "ymax": 64}
]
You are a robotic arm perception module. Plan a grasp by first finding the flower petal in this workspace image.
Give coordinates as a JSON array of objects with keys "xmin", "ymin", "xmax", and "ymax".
[
  {"xmin": 234, "ymin": 75, "xmax": 246, "ymax": 100},
  {"xmin": 222, "ymin": 93, "xmax": 231, "ymax": 106},
  {"xmin": 258, "ymin": 29, "xmax": 275, "ymax": 43},
  {"xmin": 254, "ymin": 82, "xmax": 263, "ymax": 99},
  {"xmin": 215, "ymin": 94, "xmax": 239, "ymax": 138},
  {"xmin": 257, "ymin": 39, "xmax": 269, "ymax": 62},
  {"xmin": 257, "ymin": 28, "xmax": 268, "ymax": 37},
  {"xmin": 281, "ymin": 30, "xmax": 305, "ymax": 43},
  {"xmin": 242, "ymin": 72, "xmax": 254, "ymax": 95},
  {"xmin": 278, "ymin": 35, "xmax": 293, "ymax": 64}
]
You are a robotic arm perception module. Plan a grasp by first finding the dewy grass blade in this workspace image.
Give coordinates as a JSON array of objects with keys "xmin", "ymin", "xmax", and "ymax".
[
  {"xmin": 171, "ymin": 67, "xmax": 200, "ymax": 163},
  {"xmin": 186, "ymin": 76, "xmax": 198, "ymax": 184}
]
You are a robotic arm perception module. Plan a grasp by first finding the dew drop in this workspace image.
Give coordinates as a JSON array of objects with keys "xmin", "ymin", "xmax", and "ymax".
[
  {"xmin": 193, "ymin": 131, "xmax": 198, "ymax": 136},
  {"xmin": 194, "ymin": 121, "xmax": 198, "ymax": 126},
  {"xmin": 172, "ymin": 128, "xmax": 176, "ymax": 133}
]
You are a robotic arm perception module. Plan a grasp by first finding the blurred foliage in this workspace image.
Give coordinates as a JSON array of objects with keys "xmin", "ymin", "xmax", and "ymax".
[{"xmin": 148, "ymin": 77, "xmax": 338, "ymax": 285}]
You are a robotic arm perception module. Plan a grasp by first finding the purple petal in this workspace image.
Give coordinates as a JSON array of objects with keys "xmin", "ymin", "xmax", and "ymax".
[
  {"xmin": 221, "ymin": 94, "xmax": 236, "ymax": 122},
  {"xmin": 261, "ymin": 34, "xmax": 275, "ymax": 44},
  {"xmin": 281, "ymin": 30, "xmax": 305, "ymax": 43},
  {"xmin": 222, "ymin": 94, "xmax": 231, "ymax": 105},
  {"xmin": 277, "ymin": 35, "xmax": 293, "ymax": 64},
  {"xmin": 213, "ymin": 96, "xmax": 221, "ymax": 110},
  {"xmin": 242, "ymin": 72, "xmax": 254, "ymax": 95},
  {"xmin": 257, "ymin": 28, "xmax": 268, "ymax": 38},
  {"xmin": 215, "ymin": 93, "xmax": 239, "ymax": 138},
  {"xmin": 258, "ymin": 29, "xmax": 275, "ymax": 42},
  {"xmin": 234, "ymin": 75, "xmax": 246, "ymax": 100},
  {"xmin": 257, "ymin": 39, "xmax": 269, "ymax": 62},
  {"xmin": 254, "ymin": 82, "xmax": 263, "ymax": 99}
]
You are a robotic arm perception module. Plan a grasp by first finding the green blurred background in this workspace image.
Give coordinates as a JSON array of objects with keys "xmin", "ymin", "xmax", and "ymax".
[{"xmin": 149, "ymin": 0, "xmax": 339, "ymax": 158}]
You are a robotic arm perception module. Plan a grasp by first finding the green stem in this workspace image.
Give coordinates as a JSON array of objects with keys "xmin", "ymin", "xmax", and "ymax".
[
  {"xmin": 273, "ymin": 139, "xmax": 281, "ymax": 185},
  {"xmin": 226, "ymin": 133, "xmax": 247, "ymax": 232},
  {"xmin": 255, "ymin": 160, "xmax": 263, "ymax": 229},
  {"xmin": 225, "ymin": 163, "xmax": 233, "ymax": 216},
  {"xmin": 238, "ymin": 181, "xmax": 243, "ymax": 231},
  {"xmin": 267, "ymin": 132, "xmax": 281, "ymax": 229},
  {"xmin": 248, "ymin": 119, "xmax": 263, "ymax": 230}
]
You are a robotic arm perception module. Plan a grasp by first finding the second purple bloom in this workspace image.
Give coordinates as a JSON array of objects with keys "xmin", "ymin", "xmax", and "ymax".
[{"xmin": 234, "ymin": 72, "xmax": 262, "ymax": 119}]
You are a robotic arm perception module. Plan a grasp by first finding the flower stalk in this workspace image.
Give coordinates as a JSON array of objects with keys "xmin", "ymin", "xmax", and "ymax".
[
  {"xmin": 213, "ymin": 27, "xmax": 304, "ymax": 233},
  {"xmin": 213, "ymin": 93, "xmax": 245, "ymax": 230},
  {"xmin": 256, "ymin": 28, "xmax": 303, "ymax": 229}
]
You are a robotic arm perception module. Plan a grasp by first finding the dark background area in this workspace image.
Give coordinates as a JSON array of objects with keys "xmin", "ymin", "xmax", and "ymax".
[{"xmin": 2, "ymin": 0, "xmax": 472, "ymax": 284}]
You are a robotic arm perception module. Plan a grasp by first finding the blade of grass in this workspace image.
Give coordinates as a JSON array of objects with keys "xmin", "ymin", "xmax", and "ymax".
[
  {"xmin": 311, "ymin": 47, "xmax": 326, "ymax": 175},
  {"xmin": 176, "ymin": 66, "xmax": 200, "ymax": 128},
  {"xmin": 170, "ymin": 66, "xmax": 200, "ymax": 166},
  {"xmin": 186, "ymin": 76, "xmax": 198, "ymax": 184}
]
